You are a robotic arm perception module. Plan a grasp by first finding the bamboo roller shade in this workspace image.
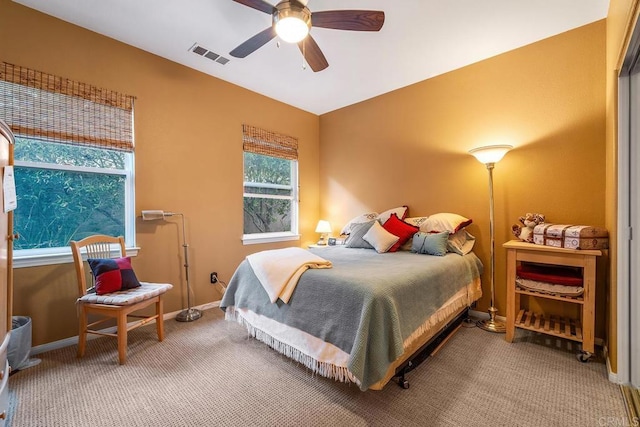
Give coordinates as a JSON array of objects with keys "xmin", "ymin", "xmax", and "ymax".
[
  {"xmin": 0, "ymin": 61, "xmax": 135, "ymax": 152},
  {"xmin": 242, "ymin": 124, "xmax": 298, "ymax": 161}
]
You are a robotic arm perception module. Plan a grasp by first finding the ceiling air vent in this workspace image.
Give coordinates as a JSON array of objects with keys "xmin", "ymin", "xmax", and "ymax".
[{"xmin": 189, "ymin": 43, "xmax": 230, "ymax": 65}]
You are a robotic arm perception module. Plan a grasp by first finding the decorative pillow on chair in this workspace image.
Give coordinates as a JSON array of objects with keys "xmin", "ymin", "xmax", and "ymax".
[
  {"xmin": 382, "ymin": 213, "xmax": 420, "ymax": 252},
  {"xmin": 363, "ymin": 221, "xmax": 400, "ymax": 253},
  {"xmin": 411, "ymin": 232, "xmax": 450, "ymax": 256},
  {"xmin": 423, "ymin": 213, "xmax": 472, "ymax": 234},
  {"xmin": 88, "ymin": 257, "xmax": 142, "ymax": 295}
]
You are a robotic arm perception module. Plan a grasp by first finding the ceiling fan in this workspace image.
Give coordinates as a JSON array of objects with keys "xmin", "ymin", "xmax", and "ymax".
[{"xmin": 229, "ymin": 0, "xmax": 385, "ymax": 72}]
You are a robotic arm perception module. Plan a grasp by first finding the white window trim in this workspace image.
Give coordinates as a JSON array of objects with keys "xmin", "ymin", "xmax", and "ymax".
[
  {"xmin": 242, "ymin": 159, "xmax": 299, "ymax": 244},
  {"xmin": 12, "ymin": 151, "xmax": 136, "ymax": 267},
  {"xmin": 13, "ymin": 246, "xmax": 140, "ymax": 269},
  {"xmin": 242, "ymin": 232, "xmax": 300, "ymax": 245}
]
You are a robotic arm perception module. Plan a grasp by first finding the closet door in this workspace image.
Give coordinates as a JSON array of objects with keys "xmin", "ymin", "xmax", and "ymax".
[
  {"xmin": 629, "ymin": 61, "xmax": 640, "ymax": 388},
  {"xmin": 619, "ymin": 6, "xmax": 640, "ymax": 389}
]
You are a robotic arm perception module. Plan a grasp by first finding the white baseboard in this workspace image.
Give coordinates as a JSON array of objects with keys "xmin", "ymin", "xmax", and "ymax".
[
  {"xmin": 29, "ymin": 301, "xmax": 221, "ymax": 356},
  {"xmin": 603, "ymin": 344, "xmax": 624, "ymax": 384}
]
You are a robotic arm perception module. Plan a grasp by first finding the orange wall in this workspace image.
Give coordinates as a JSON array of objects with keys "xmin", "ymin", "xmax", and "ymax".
[
  {"xmin": 0, "ymin": 0, "xmax": 320, "ymax": 346},
  {"xmin": 320, "ymin": 21, "xmax": 607, "ymax": 337}
]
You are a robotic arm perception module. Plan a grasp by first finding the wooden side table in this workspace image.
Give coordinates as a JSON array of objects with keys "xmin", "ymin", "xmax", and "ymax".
[{"xmin": 503, "ymin": 240, "xmax": 601, "ymax": 360}]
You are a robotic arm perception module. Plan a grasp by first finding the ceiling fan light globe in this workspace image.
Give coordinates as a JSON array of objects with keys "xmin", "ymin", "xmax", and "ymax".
[
  {"xmin": 275, "ymin": 17, "xmax": 309, "ymax": 43},
  {"xmin": 273, "ymin": 1, "xmax": 311, "ymax": 43}
]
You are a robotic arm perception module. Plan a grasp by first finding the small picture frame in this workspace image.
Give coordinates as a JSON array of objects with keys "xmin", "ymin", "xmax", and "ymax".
[{"xmin": 328, "ymin": 237, "xmax": 337, "ymax": 246}]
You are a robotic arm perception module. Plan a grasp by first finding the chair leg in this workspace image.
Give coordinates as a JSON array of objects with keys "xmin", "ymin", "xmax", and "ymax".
[
  {"xmin": 117, "ymin": 311, "xmax": 128, "ymax": 365},
  {"xmin": 77, "ymin": 305, "xmax": 87, "ymax": 359},
  {"xmin": 156, "ymin": 298, "xmax": 165, "ymax": 342}
]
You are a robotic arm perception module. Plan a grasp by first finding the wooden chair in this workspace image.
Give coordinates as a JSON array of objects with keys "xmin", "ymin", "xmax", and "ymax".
[{"xmin": 70, "ymin": 235, "xmax": 173, "ymax": 364}]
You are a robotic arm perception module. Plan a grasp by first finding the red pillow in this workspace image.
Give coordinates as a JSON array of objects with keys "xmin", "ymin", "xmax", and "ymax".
[
  {"xmin": 382, "ymin": 213, "xmax": 419, "ymax": 252},
  {"xmin": 88, "ymin": 257, "xmax": 142, "ymax": 295}
]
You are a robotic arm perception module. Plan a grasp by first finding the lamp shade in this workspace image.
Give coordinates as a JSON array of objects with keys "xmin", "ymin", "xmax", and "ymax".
[
  {"xmin": 315, "ymin": 220, "xmax": 332, "ymax": 234},
  {"xmin": 141, "ymin": 210, "xmax": 167, "ymax": 221},
  {"xmin": 469, "ymin": 145, "xmax": 513, "ymax": 164}
]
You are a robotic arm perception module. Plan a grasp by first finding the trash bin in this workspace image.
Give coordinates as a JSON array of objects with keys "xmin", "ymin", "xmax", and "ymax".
[{"xmin": 7, "ymin": 316, "xmax": 40, "ymax": 371}]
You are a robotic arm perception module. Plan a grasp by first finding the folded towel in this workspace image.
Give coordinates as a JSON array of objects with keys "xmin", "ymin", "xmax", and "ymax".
[{"xmin": 247, "ymin": 247, "xmax": 332, "ymax": 303}]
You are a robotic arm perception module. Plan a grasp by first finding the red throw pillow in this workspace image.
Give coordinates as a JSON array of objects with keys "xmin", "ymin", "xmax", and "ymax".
[
  {"xmin": 88, "ymin": 257, "xmax": 142, "ymax": 295},
  {"xmin": 382, "ymin": 213, "xmax": 419, "ymax": 252}
]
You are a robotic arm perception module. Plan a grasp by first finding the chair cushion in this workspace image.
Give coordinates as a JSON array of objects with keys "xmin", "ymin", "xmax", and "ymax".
[
  {"xmin": 88, "ymin": 257, "xmax": 141, "ymax": 295},
  {"xmin": 77, "ymin": 282, "xmax": 173, "ymax": 306}
]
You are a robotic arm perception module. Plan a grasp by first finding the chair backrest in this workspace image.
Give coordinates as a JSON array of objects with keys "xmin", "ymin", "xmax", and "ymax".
[{"xmin": 70, "ymin": 235, "xmax": 126, "ymax": 297}]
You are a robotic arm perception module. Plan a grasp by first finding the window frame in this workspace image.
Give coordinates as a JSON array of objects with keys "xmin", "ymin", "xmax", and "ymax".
[
  {"xmin": 242, "ymin": 156, "xmax": 299, "ymax": 245},
  {"xmin": 12, "ymin": 150, "xmax": 137, "ymax": 268}
]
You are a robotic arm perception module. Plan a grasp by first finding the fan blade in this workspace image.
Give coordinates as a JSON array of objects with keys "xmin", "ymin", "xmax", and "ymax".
[
  {"xmin": 230, "ymin": 26, "xmax": 277, "ymax": 58},
  {"xmin": 312, "ymin": 10, "xmax": 385, "ymax": 31},
  {"xmin": 232, "ymin": 0, "xmax": 275, "ymax": 15},
  {"xmin": 298, "ymin": 35, "xmax": 328, "ymax": 72}
]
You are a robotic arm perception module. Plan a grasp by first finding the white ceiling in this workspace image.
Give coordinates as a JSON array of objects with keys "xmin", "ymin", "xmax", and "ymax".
[{"xmin": 14, "ymin": 0, "xmax": 609, "ymax": 115}]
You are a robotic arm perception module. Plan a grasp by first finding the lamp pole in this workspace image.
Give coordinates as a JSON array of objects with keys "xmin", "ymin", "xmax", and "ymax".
[
  {"xmin": 174, "ymin": 213, "xmax": 202, "ymax": 322},
  {"xmin": 141, "ymin": 210, "xmax": 202, "ymax": 322},
  {"xmin": 468, "ymin": 144, "xmax": 512, "ymax": 333},
  {"xmin": 477, "ymin": 163, "xmax": 506, "ymax": 332}
]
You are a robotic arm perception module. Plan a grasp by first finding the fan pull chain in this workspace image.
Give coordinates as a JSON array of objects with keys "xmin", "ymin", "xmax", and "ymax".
[{"xmin": 302, "ymin": 39, "xmax": 307, "ymax": 70}]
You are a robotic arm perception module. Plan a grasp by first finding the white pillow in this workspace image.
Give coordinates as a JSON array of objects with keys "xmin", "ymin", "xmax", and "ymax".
[
  {"xmin": 363, "ymin": 221, "xmax": 399, "ymax": 253},
  {"xmin": 447, "ymin": 229, "xmax": 476, "ymax": 255},
  {"xmin": 377, "ymin": 206, "xmax": 408, "ymax": 224},
  {"xmin": 340, "ymin": 212, "xmax": 378, "ymax": 235},
  {"xmin": 405, "ymin": 216, "xmax": 429, "ymax": 230},
  {"xmin": 340, "ymin": 206, "xmax": 408, "ymax": 235},
  {"xmin": 423, "ymin": 212, "xmax": 472, "ymax": 234}
]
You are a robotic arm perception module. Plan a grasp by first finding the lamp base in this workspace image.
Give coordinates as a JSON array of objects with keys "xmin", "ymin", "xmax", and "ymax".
[
  {"xmin": 477, "ymin": 318, "xmax": 507, "ymax": 333},
  {"xmin": 477, "ymin": 306, "xmax": 506, "ymax": 333},
  {"xmin": 175, "ymin": 308, "xmax": 202, "ymax": 322}
]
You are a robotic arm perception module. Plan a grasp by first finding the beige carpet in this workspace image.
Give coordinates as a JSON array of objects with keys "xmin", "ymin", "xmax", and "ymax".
[{"xmin": 8, "ymin": 309, "xmax": 626, "ymax": 427}]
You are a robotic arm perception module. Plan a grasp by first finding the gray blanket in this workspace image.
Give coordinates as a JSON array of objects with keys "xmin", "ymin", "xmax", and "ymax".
[{"xmin": 220, "ymin": 247, "xmax": 483, "ymax": 390}]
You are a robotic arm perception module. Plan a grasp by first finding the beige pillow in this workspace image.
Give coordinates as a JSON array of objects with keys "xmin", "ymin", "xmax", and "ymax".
[
  {"xmin": 447, "ymin": 229, "xmax": 476, "ymax": 255},
  {"xmin": 363, "ymin": 221, "xmax": 399, "ymax": 253}
]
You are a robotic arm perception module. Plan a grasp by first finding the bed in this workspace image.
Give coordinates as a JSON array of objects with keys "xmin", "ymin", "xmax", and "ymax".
[{"xmin": 220, "ymin": 246, "xmax": 483, "ymax": 390}]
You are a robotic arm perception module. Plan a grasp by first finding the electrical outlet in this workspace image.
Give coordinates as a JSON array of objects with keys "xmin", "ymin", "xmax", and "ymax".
[{"xmin": 210, "ymin": 272, "xmax": 218, "ymax": 284}]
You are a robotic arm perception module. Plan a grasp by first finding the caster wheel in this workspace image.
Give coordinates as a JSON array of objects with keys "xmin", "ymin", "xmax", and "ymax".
[
  {"xmin": 577, "ymin": 351, "xmax": 592, "ymax": 363},
  {"xmin": 401, "ymin": 380, "xmax": 410, "ymax": 389}
]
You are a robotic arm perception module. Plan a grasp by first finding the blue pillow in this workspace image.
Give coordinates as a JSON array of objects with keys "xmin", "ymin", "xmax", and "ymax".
[
  {"xmin": 411, "ymin": 232, "xmax": 449, "ymax": 256},
  {"xmin": 345, "ymin": 220, "xmax": 375, "ymax": 249}
]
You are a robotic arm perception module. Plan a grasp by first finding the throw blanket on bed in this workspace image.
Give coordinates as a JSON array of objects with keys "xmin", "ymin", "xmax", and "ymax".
[
  {"xmin": 222, "ymin": 247, "xmax": 483, "ymax": 390},
  {"xmin": 247, "ymin": 247, "xmax": 332, "ymax": 304}
]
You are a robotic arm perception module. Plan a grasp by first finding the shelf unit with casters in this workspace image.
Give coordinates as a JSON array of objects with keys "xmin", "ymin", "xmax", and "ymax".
[{"xmin": 503, "ymin": 240, "xmax": 601, "ymax": 362}]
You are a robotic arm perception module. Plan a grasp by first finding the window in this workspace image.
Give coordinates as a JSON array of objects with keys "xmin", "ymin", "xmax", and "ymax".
[
  {"xmin": 242, "ymin": 124, "xmax": 299, "ymax": 244},
  {"xmin": 0, "ymin": 62, "xmax": 136, "ymax": 266}
]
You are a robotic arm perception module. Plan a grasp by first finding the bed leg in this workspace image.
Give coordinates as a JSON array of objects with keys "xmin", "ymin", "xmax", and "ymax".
[{"xmin": 395, "ymin": 361, "xmax": 412, "ymax": 389}]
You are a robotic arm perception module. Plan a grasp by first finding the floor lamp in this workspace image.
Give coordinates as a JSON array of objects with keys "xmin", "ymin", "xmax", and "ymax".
[
  {"xmin": 469, "ymin": 145, "xmax": 512, "ymax": 333},
  {"xmin": 141, "ymin": 210, "xmax": 202, "ymax": 322}
]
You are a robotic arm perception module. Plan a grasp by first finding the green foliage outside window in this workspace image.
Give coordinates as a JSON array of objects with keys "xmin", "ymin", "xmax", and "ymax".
[
  {"xmin": 13, "ymin": 138, "xmax": 127, "ymax": 250},
  {"xmin": 243, "ymin": 152, "xmax": 294, "ymax": 234}
]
